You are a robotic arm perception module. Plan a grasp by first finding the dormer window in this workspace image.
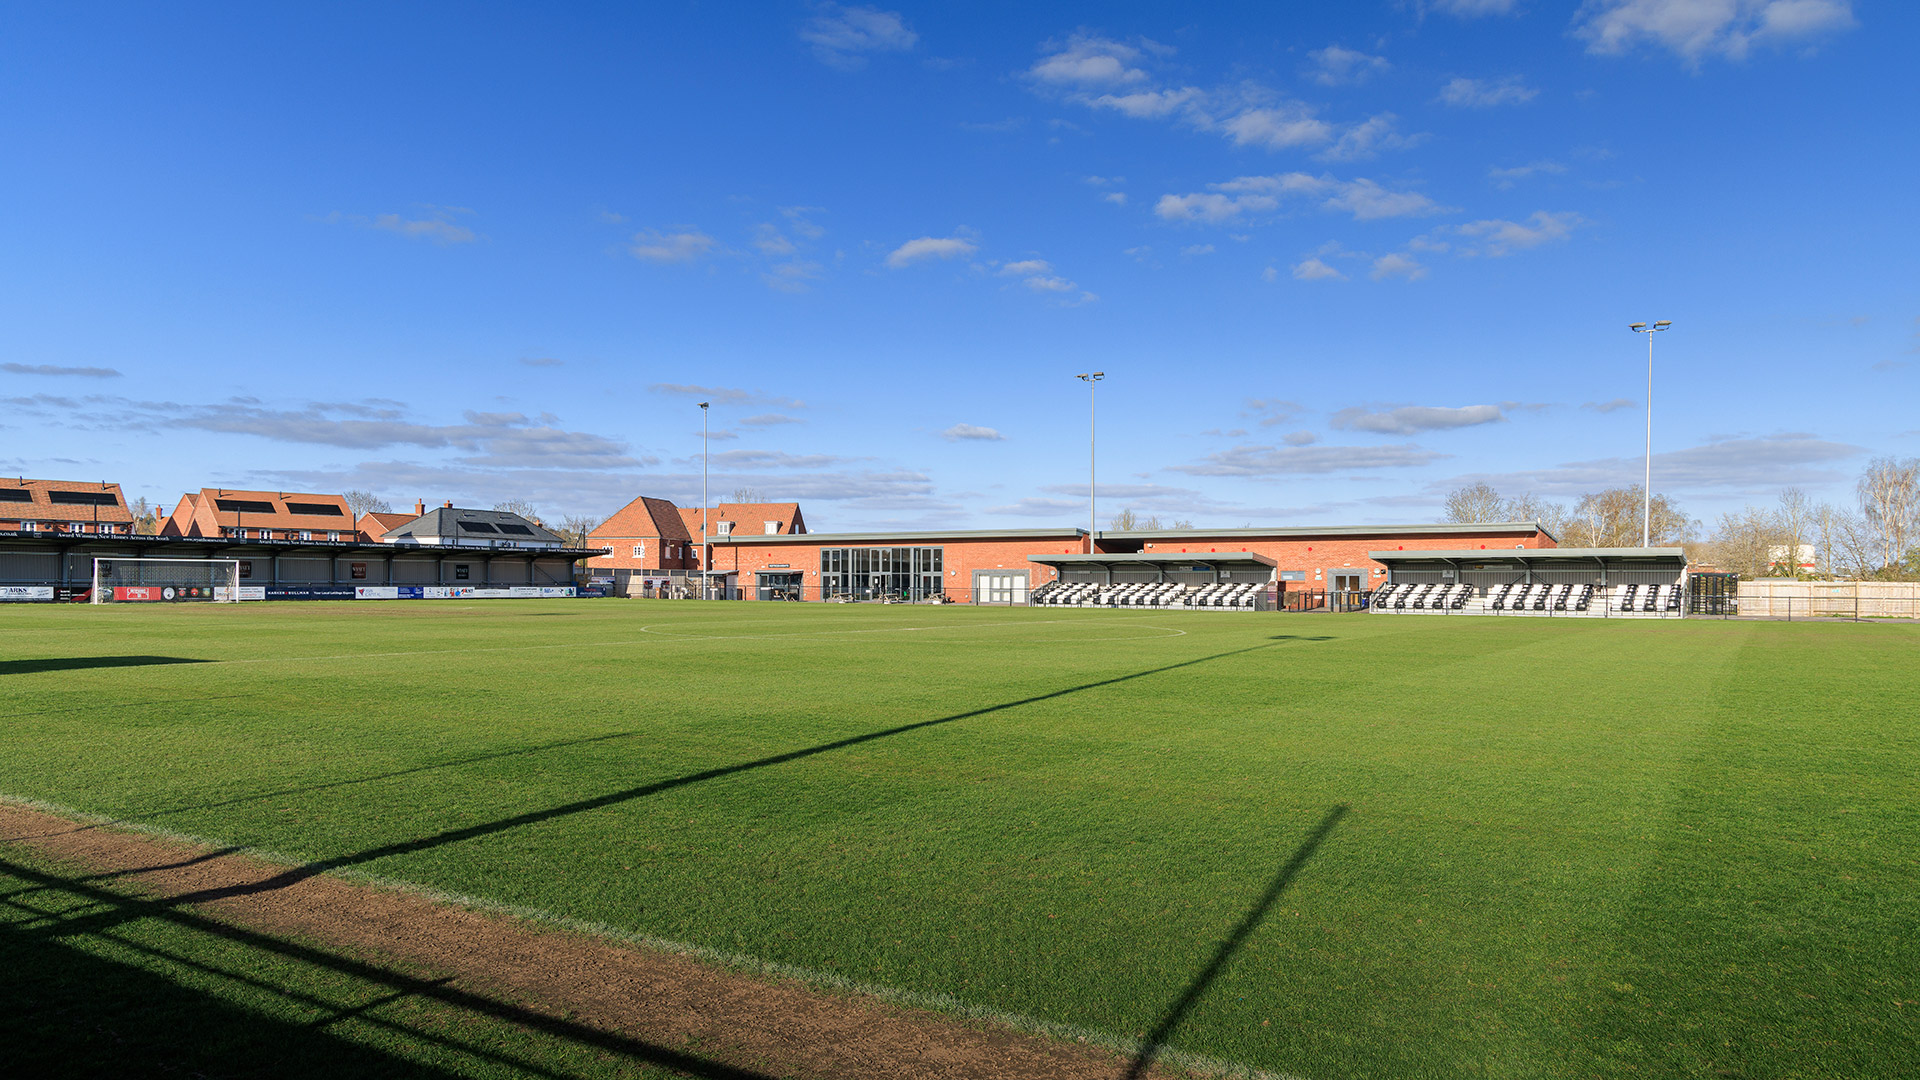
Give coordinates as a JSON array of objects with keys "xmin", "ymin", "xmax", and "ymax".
[
  {"xmin": 717, "ymin": 520, "xmax": 734, "ymax": 537},
  {"xmin": 764, "ymin": 521, "xmax": 779, "ymax": 534}
]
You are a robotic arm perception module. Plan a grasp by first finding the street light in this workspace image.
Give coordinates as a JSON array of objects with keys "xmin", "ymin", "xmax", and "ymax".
[
  {"xmin": 699, "ymin": 401, "xmax": 710, "ymax": 598},
  {"xmin": 1629, "ymin": 320, "xmax": 1672, "ymax": 547},
  {"xmin": 1076, "ymin": 372, "xmax": 1105, "ymax": 551}
]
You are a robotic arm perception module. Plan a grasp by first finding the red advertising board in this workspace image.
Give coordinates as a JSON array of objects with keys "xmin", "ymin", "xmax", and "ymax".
[
  {"xmin": 113, "ymin": 586, "xmax": 158, "ymax": 602},
  {"xmin": 111, "ymin": 586, "xmax": 210, "ymax": 602}
]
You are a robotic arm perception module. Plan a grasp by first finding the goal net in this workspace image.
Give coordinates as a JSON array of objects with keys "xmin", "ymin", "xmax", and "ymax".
[{"xmin": 92, "ymin": 557, "xmax": 242, "ymax": 603}]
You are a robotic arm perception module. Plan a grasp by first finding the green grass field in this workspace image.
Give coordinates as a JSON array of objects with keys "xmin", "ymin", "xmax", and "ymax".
[{"xmin": 3, "ymin": 600, "xmax": 1917, "ymax": 1079}]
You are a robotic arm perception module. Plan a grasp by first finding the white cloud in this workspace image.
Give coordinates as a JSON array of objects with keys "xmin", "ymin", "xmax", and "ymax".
[
  {"xmin": 1261, "ymin": 266, "xmax": 1279, "ymax": 282},
  {"xmin": 942, "ymin": 423, "xmax": 1006, "ymax": 441},
  {"xmin": 1172, "ymin": 442, "xmax": 1446, "ymax": 477},
  {"xmin": 1333, "ymin": 404, "xmax": 1505, "ymax": 434},
  {"xmin": 1088, "ymin": 86, "xmax": 1204, "ymax": 118},
  {"xmin": 1574, "ymin": 0, "xmax": 1856, "ymax": 62},
  {"xmin": 1156, "ymin": 172, "xmax": 1446, "ymax": 225},
  {"xmin": 1283, "ymin": 430, "xmax": 1320, "ymax": 446},
  {"xmin": 1304, "ymin": 44, "xmax": 1390, "ymax": 86},
  {"xmin": 1222, "ymin": 104, "xmax": 1334, "ymax": 149},
  {"xmin": 763, "ymin": 260, "xmax": 826, "ymax": 293},
  {"xmin": 998, "ymin": 259, "xmax": 1052, "ymax": 276},
  {"xmin": 327, "ymin": 207, "xmax": 478, "ymax": 245},
  {"xmin": 630, "ymin": 228, "xmax": 716, "ymax": 263},
  {"xmin": 740, "ymin": 413, "xmax": 804, "ymax": 427},
  {"xmin": 1441, "ymin": 210, "xmax": 1586, "ymax": 256},
  {"xmin": 1424, "ymin": 0, "xmax": 1521, "ymax": 14},
  {"xmin": 885, "ymin": 235, "xmax": 978, "ymax": 268},
  {"xmin": 1102, "ymin": 191, "xmax": 1128, "ymax": 206},
  {"xmin": 3, "ymin": 362, "xmax": 121, "ymax": 378},
  {"xmin": 800, "ymin": 5, "xmax": 917, "ymax": 69},
  {"xmin": 1583, "ymin": 398, "xmax": 1639, "ymax": 413},
  {"xmin": 1370, "ymin": 253, "xmax": 1427, "ymax": 281},
  {"xmin": 1182, "ymin": 244, "xmax": 1217, "ymax": 257},
  {"xmin": 1438, "ymin": 75, "xmax": 1538, "ymax": 107},
  {"xmin": 1452, "ymin": 432, "xmax": 1862, "ymax": 494},
  {"xmin": 754, "ymin": 223, "xmax": 797, "ymax": 255},
  {"xmin": 1317, "ymin": 113, "xmax": 1426, "ymax": 162},
  {"xmin": 1292, "ymin": 257, "xmax": 1345, "ymax": 281},
  {"xmin": 1022, "ymin": 275, "xmax": 1078, "ymax": 293},
  {"xmin": 1488, "ymin": 160, "xmax": 1568, "ymax": 188},
  {"xmin": 1028, "ymin": 35, "xmax": 1151, "ymax": 86},
  {"xmin": 649, "ymin": 384, "xmax": 805, "ymax": 409},
  {"xmin": 1323, "ymin": 178, "xmax": 1447, "ymax": 219}
]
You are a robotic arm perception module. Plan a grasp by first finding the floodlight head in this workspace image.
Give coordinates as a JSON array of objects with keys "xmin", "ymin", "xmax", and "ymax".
[
  {"xmin": 698, "ymin": 401, "xmax": 709, "ymax": 409},
  {"xmin": 1653, "ymin": 320, "xmax": 1672, "ymax": 329},
  {"xmin": 1629, "ymin": 322, "xmax": 1647, "ymax": 331}
]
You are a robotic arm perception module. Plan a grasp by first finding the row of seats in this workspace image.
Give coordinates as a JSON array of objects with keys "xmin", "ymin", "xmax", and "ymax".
[
  {"xmin": 1372, "ymin": 582, "xmax": 1472, "ymax": 610},
  {"xmin": 1371, "ymin": 582, "xmax": 1685, "ymax": 615},
  {"xmin": 1027, "ymin": 580, "xmax": 1260, "ymax": 609},
  {"xmin": 1616, "ymin": 582, "xmax": 1684, "ymax": 613}
]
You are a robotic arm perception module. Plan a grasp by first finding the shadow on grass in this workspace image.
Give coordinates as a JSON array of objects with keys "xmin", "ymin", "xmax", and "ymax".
[
  {"xmin": 177, "ymin": 639, "xmax": 1307, "ymax": 904},
  {"xmin": 1124, "ymin": 804, "xmax": 1348, "ymax": 1079},
  {"xmin": 0, "ymin": 656, "xmax": 212, "ymax": 676},
  {"xmin": 130, "ymin": 730, "xmax": 643, "ymax": 822},
  {"xmin": 0, "ymin": 856, "xmax": 777, "ymax": 1080}
]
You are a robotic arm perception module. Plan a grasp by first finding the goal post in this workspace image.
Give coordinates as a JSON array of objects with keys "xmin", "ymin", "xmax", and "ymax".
[{"xmin": 91, "ymin": 557, "xmax": 243, "ymax": 604}]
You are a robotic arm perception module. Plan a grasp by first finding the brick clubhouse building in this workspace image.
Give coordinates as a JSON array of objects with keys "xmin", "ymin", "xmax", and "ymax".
[{"xmin": 587, "ymin": 493, "xmax": 1555, "ymax": 603}]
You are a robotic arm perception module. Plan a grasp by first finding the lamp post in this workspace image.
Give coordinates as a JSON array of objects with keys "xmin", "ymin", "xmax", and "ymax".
[
  {"xmin": 1628, "ymin": 321, "xmax": 1672, "ymax": 547},
  {"xmin": 1076, "ymin": 372, "xmax": 1105, "ymax": 552},
  {"xmin": 698, "ymin": 401, "xmax": 710, "ymax": 599}
]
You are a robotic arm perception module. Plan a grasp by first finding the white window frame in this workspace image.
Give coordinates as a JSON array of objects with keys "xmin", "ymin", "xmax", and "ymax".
[
  {"xmin": 764, "ymin": 521, "xmax": 779, "ymax": 534},
  {"xmin": 327, "ymin": 531, "xmax": 340, "ymax": 542},
  {"xmin": 299, "ymin": 530, "xmax": 313, "ymax": 541}
]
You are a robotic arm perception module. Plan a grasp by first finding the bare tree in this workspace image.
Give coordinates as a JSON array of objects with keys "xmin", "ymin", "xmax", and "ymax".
[
  {"xmin": 1707, "ymin": 504, "xmax": 1781, "ymax": 578},
  {"xmin": 1560, "ymin": 486, "xmax": 1694, "ymax": 548},
  {"xmin": 1169, "ymin": 519, "xmax": 1194, "ymax": 530},
  {"xmin": 557, "ymin": 514, "xmax": 602, "ymax": 547},
  {"xmin": 126, "ymin": 495, "xmax": 159, "ymax": 535},
  {"xmin": 1773, "ymin": 488, "xmax": 1816, "ymax": 577},
  {"xmin": 493, "ymin": 498, "xmax": 539, "ymax": 521},
  {"xmin": 1108, "ymin": 508, "xmax": 1140, "ymax": 531},
  {"xmin": 730, "ymin": 486, "xmax": 763, "ymax": 503},
  {"xmin": 1443, "ymin": 482, "xmax": 1506, "ymax": 523},
  {"xmin": 1503, "ymin": 491, "xmax": 1568, "ymax": 539},
  {"xmin": 1857, "ymin": 456, "xmax": 1920, "ymax": 576},
  {"xmin": 343, "ymin": 489, "xmax": 391, "ymax": 516}
]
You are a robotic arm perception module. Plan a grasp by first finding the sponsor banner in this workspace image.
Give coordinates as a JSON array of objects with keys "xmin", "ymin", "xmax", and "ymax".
[
  {"xmin": 263, "ymin": 585, "xmax": 358, "ymax": 600},
  {"xmin": 422, "ymin": 586, "xmax": 451, "ymax": 599},
  {"xmin": 111, "ymin": 586, "xmax": 213, "ymax": 601},
  {"xmin": 537, "ymin": 586, "xmax": 576, "ymax": 598},
  {"xmin": 211, "ymin": 587, "xmax": 267, "ymax": 602},
  {"xmin": 355, "ymin": 586, "xmax": 400, "ymax": 600},
  {"xmin": 0, "ymin": 585, "xmax": 55, "ymax": 601},
  {"xmin": 397, "ymin": 586, "xmax": 425, "ymax": 599},
  {"xmin": 576, "ymin": 586, "xmax": 608, "ymax": 598}
]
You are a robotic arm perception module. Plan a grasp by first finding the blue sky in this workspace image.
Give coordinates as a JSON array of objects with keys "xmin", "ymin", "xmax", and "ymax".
[{"xmin": 2, "ymin": 1, "xmax": 1912, "ymax": 532}]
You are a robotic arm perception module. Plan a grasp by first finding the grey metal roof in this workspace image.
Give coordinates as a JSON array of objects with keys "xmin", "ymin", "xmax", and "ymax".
[
  {"xmin": 1117, "ymin": 520, "xmax": 1556, "ymax": 542},
  {"xmin": 709, "ymin": 527, "xmax": 1086, "ymax": 544},
  {"xmin": 384, "ymin": 507, "xmax": 564, "ymax": 545},
  {"xmin": 1369, "ymin": 547, "xmax": 1687, "ymax": 563},
  {"xmin": 1027, "ymin": 551, "xmax": 1279, "ymax": 567}
]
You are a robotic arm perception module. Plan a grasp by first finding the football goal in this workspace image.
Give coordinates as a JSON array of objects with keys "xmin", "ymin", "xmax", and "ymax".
[{"xmin": 91, "ymin": 557, "xmax": 243, "ymax": 603}]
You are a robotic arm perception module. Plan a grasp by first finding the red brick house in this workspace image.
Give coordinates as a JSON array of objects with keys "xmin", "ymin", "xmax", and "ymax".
[
  {"xmin": 157, "ymin": 488, "xmax": 363, "ymax": 543},
  {"xmin": 0, "ymin": 478, "xmax": 134, "ymax": 536}
]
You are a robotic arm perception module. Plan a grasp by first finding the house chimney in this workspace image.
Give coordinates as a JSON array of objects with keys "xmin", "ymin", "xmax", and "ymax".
[
  {"xmin": 443, "ymin": 500, "xmax": 453, "ymax": 509},
  {"xmin": 415, "ymin": 499, "xmax": 425, "ymax": 515}
]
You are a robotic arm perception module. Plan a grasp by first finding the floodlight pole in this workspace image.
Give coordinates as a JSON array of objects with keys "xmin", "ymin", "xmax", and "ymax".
[
  {"xmin": 1629, "ymin": 321, "xmax": 1672, "ymax": 548},
  {"xmin": 699, "ymin": 401, "xmax": 710, "ymax": 598},
  {"xmin": 1077, "ymin": 372, "xmax": 1104, "ymax": 552}
]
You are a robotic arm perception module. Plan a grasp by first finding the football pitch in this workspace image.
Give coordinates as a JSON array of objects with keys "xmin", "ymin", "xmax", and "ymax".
[{"xmin": 3, "ymin": 600, "xmax": 1917, "ymax": 1078}]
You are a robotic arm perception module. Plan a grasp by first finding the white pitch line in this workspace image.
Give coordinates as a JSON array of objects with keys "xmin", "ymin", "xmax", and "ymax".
[{"xmin": 0, "ymin": 792, "xmax": 1304, "ymax": 1080}]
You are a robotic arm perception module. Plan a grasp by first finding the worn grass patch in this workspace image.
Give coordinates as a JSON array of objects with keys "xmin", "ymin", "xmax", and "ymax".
[{"xmin": 2, "ymin": 600, "xmax": 1916, "ymax": 1078}]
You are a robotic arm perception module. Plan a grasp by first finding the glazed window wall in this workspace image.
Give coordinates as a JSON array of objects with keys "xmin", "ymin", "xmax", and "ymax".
[{"xmin": 819, "ymin": 546, "xmax": 943, "ymax": 600}]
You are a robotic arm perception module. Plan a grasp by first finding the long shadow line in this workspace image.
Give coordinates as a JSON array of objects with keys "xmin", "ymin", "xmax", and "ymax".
[
  {"xmin": 0, "ymin": 858, "xmax": 778, "ymax": 1080},
  {"xmin": 129, "ymin": 730, "xmax": 643, "ymax": 821},
  {"xmin": 1123, "ymin": 804, "xmax": 1348, "ymax": 1079},
  {"xmin": 171, "ymin": 640, "xmax": 1294, "ymax": 905}
]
